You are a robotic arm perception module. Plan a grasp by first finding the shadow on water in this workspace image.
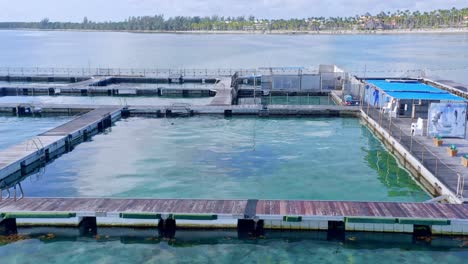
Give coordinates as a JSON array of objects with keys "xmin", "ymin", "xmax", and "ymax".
[
  {"xmin": 361, "ymin": 125, "xmax": 427, "ymax": 198},
  {"xmin": 1, "ymin": 228, "xmax": 467, "ymax": 251},
  {"xmin": 0, "ymin": 134, "xmax": 100, "ymax": 195}
]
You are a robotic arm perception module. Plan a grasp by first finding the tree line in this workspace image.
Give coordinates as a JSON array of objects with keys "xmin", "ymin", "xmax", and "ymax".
[{"xmin": 0, "ymin": 7, "xmax": 466, "ymax": 32}]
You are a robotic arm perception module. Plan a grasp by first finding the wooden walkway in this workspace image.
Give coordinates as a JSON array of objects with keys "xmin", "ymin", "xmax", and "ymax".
[
  {"xmin": 0, "ymin": 103, "xmax": 360, "ymax": 116},
  {"xmin": 40, "ymin": 107, "xmax": 122, "ymax": 136},
  {"xmin": 0, "ymin": 198, "xmax": 466, "ymax": 220},
  {"xmin": 431, "ymin": 79, "xmax": 468, "ymax": 99},
  {"xmin": 209, "ymin": 78, "xmax": 235, "ymax": 106},
  {"xmin": 0, "ymin": 198, "xmax": 247, "ymax": 216},
  {"xmin": 363, "ymin": 108, "xmax": 468, "ymax": 197},
  {"xmin": 1, "ymin": 75, "xmax": 220, "ymax": 97},
  {"xmin": 0, "ymin": 107, "xmax": 122, "ymax": 183},
  {"xmin": 0, "ymin": 136, "xmax": 64, "ymax": 177},
  {"xmin": 256, "ymin": 200, "xmax": 468, "ymax": 219},
  {"xmin": 393, "ymin": 117, "xmax": 468, "ymax": 194}
]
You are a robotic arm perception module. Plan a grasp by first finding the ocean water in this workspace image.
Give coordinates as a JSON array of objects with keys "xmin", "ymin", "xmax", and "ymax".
[
  {"xmin": 0, "ymin": 30, "xmax": 466, "ymax": 83},
  {"xmin": 15, "ymin": 116, "xmax": 428, "ymax": 201},
  {"xmin": 0, "ymin": 30, "xmax": 466, "ymax": 262},
  {"xmin": 0, "ymin": 229, "xmax": 466, "ymax": 264}
]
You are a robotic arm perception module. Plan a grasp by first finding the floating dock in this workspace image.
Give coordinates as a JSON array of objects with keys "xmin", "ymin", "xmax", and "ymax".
[
  {"xmin": 1, "ymin": 75, "xmax": 229, "ymax": 105},
  {"xmin": 361, "ymin": 107, "xmax": 467, "ymax": 204},
  {"xmin": 0, "ymin": 198, "xmax": 467, "ymax": 237},
  {"xmin": 1, "ymin": 67, "xmax": 467, "ymax": 240},
  {"xmin": 426, "ymin": 79, "xmax": 468, "ymax": 99},
  {"xmin": 0, "ymin": 107, "xmax": 122, "ymax": 191},
  {"xmin": 0, "ymin": 103, "xmax": 360, "ymax": 117}
]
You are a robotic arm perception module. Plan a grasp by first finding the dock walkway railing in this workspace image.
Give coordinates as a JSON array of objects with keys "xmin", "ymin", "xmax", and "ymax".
[
  {"xmin": 362, "ymin": 103, "xmax": 465, "ymax": 200},
  {"xmin": 0, "ymin": 67, "xmax": 324, "ymax": 78},
  {"xmin": 0, "ymin": 67, "xmax": 257, "ymax": 77}
]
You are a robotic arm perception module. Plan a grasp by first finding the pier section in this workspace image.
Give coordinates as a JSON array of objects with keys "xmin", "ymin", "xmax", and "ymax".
[
  {"xmin": 0, "ymin": 198, "xmax": 466, "ymax": 237},
  {"xmin": 0, "ymin": 107, "xmax": 123, "ymax": 192},
  {"xmin": 359, "ymin": 78, "xmax": 467, "ymax": 204}
]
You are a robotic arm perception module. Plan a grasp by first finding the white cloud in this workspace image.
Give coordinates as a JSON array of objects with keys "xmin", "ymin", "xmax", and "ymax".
[{"xmin": 0, "ymin": 0, "xmax": 466, "ymax": 22}]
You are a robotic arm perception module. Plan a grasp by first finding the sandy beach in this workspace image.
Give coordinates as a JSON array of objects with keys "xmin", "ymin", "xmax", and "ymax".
[{"xmin": 1, "ymin": 27, "xmax": 467, "ymax": 35}]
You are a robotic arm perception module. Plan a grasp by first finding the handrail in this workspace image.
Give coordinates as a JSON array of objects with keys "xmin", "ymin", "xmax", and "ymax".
[
  {"xmin": 362, "ymin": 105, "xmax": 465, "ymax": 200},
  {"xmin": 0, "ymin": 67, "xmax": 258, "ymax": 77}
]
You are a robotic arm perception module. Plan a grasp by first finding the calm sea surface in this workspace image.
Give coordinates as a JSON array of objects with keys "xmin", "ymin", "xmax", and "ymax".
[
  {"xmin": 0, "ymin": 30, "xmax": 466, "ymax": 263},
  {"xmin": 0, "ymin": 30, "xmax": 466, "ymax": 83},
  {"xmin": 13, "ymin": 117, "xmax": 428, "ymax": 201},
  {"xmin": 0, "ymin": 230, "xmax": 466, "ymax": 264}
]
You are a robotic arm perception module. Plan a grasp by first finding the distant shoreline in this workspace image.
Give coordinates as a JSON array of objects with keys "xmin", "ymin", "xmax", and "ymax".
[{"xmin": 1, "ymin": 27, "xmax": 467, "ymax": 35}]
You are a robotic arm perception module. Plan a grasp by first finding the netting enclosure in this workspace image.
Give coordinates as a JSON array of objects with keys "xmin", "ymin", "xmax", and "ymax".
[{"xmin": 259, "ymin": 65, "xmax": 344, "ymax": 92}]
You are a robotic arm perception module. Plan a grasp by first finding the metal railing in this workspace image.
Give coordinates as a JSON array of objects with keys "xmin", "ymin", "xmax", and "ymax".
[
  {"xmin": 257, "ymin": 67, "xmax": 318, "ymax": 75},
  {"xmin": 362, "ymin": 103, "xmax": 465, "ymax": 199},
  {"xmin": 0, "ymin": 67, "xmax": 257, "ymax": 77}
]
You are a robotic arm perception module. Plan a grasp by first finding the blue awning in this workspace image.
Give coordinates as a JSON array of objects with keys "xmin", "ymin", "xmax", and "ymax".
[
  {"xmin": 365, "ymin": 79, "xmax": 466, "ymax": 101},
  {"xmin": 384, "ymin": 91, "xmax": 466, "ymax": 101}
]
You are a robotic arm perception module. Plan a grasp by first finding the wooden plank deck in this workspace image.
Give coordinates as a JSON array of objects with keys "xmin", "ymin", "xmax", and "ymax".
[
  {"xmin": 0, "ymin": 103, "xmax": 361, "ymax": 116},
  {"xmin": 393, "ymin": 117, "xmax": 468, "ymax": 194},
  {"xmin": 0, "ymin": 106, "xmax": 123, "ymax": 182},
  {"xmin": 256, "ymin": 200, "xmax": 468, "ymax": 219},
  {"xmin": 0, "ymin": 198, "xmax": 467, "ymax": 220},
  {"xmin": 0, "ymin": 136, "xmax": 65, "ymax": 171},
  {"xmin": 209, "ymin": 78, "xmax": 233, "ymax": 106},
  {"xmin": 209, "ymin": 89, "xmax": 233, "ymax": 106},
  {"xmin": 0, "ymin": 198, "xmax": 248, "ymax": 216},
  {"xmin": 365, "ymin": 108, "xmax": 468, "ymax": 195},
  {"xmin": 431, "ymin": 79, "xmax": 468, "ymax": 98},
  {"xmin": 40, "ymin": 107, "xmax": 122, "ymax": 136}
]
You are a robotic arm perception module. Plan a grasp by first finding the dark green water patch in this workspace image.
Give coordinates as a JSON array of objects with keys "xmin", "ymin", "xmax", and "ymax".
[{"xmin": 0, "ymin": 228, "xmax": 467, "ymax": 263}]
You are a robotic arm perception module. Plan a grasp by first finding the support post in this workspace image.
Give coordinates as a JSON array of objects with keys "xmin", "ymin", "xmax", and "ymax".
[
  {"xmin": 237, "ymin": 219, "xmax": 264, "ymax": 238},
  {"xmin": 121, "ymin": 108, "xmax": 130, "ymax": 119},
  {"xmin": 83, "ymin": 130, "xmax": 89, "ymax": 141},
  {"xmin": 413, "ymin": 225, "xmax": 431, "ymax": 238},
  {"xmin": 224, "ymin": 109, "xmax": 232, "ymax": 117},
  {"xmin": 78, "ymin": 217, "xmax": 97, "ymax": 236},
  {"xmin": 327, "ymin": 220, "xmax": 345, "ymax": 241},
  {"xmin": 158, "ymin": 218, "xmax": 176, "ymax": 238},
  {"xmin": 45, "ymin": 148, "xmax": 50, "ymax": 162},
  {"xmin": 65, "ymin": 135, "xmax": 73, "ymax": 152},
  {"xmin": 98, "ymin": 121, "xmax": 104, "ymax": 133},
  {"xmin": 0, "ymin": 218, "xmax": 17, "ymax": 235},
  {"xmin": 20, "ymin": 161, "xmax": 27, "ymax": 176}
]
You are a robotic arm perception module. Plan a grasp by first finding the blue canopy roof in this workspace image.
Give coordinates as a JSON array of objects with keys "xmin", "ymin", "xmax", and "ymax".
[
  {"xmin": 366, "ymin": 79, "xmax": 466, "ymax": 101},
  {"xmin": 384, "ymin": 91, "xmax": 465, "ymax": 101}
]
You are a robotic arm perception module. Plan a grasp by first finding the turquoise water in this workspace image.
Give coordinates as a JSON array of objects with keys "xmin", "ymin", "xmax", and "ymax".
[
  {"xmin": 0, "ymin": 31, "xmax": 467, "ymax": 84},
  {"xmin": 1, "ymin": 30, "xmax": 466, "ymax": 261},
  {"xmin": 17, "ymin": 116, "xmax": 428, "ymax": 201},
  {"xmin": 0, "ymin": 230, "xmax": 466, "ymax": 263},
  {"xmin": 0, "ymin": 115, "xmax": 71, "ymax": 150},
  {"xmin": 0, "ymin": 95, "xmax": 213, "ymax": 106}
]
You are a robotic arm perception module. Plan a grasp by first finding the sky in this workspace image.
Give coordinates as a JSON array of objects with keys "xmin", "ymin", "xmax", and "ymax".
[{"xmin": 0, "ymin": 0, "xmax": 467, "ymax": 22}]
